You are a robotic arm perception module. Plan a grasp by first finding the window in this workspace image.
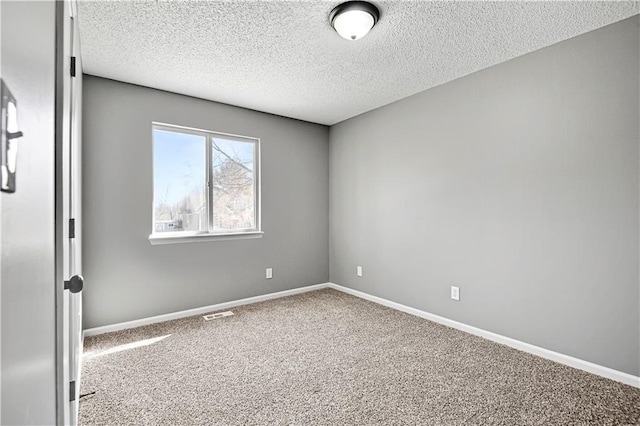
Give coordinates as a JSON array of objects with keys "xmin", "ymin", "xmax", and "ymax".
[{"xmin": 150, "ymin": 123, "xmax": 261, "ymax": 244}]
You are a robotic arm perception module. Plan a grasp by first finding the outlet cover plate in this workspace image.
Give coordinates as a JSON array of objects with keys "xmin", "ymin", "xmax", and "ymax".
[{"xmin": 451, "ymin": 286, "xmax": 460, "ymax": 301}]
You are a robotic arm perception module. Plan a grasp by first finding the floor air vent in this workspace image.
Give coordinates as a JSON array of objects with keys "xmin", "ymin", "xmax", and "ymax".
[{"xmin": 203, "ymin": 311, "xmax": 234, "ymax": 321}]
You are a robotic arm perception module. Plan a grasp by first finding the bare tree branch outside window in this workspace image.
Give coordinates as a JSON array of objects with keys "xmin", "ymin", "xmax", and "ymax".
[{"xmin": 153, "ymin": 126, "xmax": 258, "ymax": 234}]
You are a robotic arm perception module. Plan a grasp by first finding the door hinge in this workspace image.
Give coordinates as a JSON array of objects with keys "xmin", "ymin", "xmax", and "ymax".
[
  {"xmin": 69, "ymin": 218, "xmax": 75, "ymax": 239},
  {"xmin": 69, "ymin": 381, "xmax": 76, "ymax": 402},
  {"xmin": 70, "ymin": 56, "xmax": 76, "ymax": 77}
]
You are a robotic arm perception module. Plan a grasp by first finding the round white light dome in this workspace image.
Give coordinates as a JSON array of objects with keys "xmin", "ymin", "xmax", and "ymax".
[
  {"xmin": 330, "ymin": 1, "xmax": 380, "ymax": 41},
  {"xmin": 333, "ymin": 9, "xmax": 375, "ymax": 40}
]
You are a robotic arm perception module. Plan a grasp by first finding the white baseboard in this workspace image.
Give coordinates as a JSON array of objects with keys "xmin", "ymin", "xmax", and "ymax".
[
  {"xmin": 82, "ymin": 280, "xmax": 639, "ymax": 388},
  {"xmin": 83, "ymin": 283, "xmax": 330, "ymax": 337},
  {"xmin": 327, "ymin": 283, "xmax": 640, "ymax": 389}
]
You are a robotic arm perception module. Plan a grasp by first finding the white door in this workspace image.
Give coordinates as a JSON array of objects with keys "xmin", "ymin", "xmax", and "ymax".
[{"xmin": 57, "ymin": 0, "xmax": 83, "ymax": 424}]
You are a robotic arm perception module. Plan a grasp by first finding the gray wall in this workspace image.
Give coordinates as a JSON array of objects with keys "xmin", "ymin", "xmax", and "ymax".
[
  {"xmin": 1, "ymin": 1, "xmax": 58, "ymax": 424},
  {"xmin": 82, "ymin": 76, "xmax": 329, "ymax": 329},
  {"xmin": 329, "ymin": 16, "xmax": 640, "ymax": 376}
]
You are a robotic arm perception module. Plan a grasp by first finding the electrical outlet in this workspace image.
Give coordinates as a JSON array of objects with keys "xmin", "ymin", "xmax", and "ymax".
[
  {"xmin": 451, "ymin": 286, "xmax": 460, "ymax": 301},
  {"xmin": 356, "ymin": 266, "xmax": 363, "ymax": 277},
  {"xmin": 266, "ymin": 268, "xmax": 273, "ymax": 279}
]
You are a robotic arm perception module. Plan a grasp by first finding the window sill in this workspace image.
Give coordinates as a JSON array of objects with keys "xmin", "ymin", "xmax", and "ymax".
[{"xmin": 148, "ymin": 231, "xmax": 264, "ymax": 245}]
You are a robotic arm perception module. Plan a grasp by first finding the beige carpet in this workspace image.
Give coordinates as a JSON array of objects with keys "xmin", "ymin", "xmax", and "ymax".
[{"xmin": 79, "ymin": 289, "xmax": 640, "ymax": 425}]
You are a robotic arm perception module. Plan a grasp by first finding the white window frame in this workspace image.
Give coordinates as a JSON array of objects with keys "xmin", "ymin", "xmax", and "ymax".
[{"xmin": 149, "ymin": 122, "xmax": 263, "ymax": 245}]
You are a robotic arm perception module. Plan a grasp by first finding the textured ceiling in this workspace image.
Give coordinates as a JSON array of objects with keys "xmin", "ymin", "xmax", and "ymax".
[{"xmin": 77, "ymin": 1, "xmax": 639, "ymax": 125}]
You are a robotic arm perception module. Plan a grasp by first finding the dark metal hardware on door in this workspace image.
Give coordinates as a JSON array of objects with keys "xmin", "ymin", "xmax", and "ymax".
[{"xmin": 64, "ymin": 275, "xmax": 83, "ymax": 293}]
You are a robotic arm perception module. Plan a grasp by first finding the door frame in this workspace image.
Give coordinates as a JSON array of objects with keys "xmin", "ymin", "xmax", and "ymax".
[
  {"xmin": 68, "ymin": 1, "xmax": 84, "ymax": 423},
  {"xmin": 55, "ymin": 0, "xmax": 83, "ymax": 424}
]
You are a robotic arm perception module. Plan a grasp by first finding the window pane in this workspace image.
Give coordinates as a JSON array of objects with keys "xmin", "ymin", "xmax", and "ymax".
[
  {"xmin": 153, "ymin": 129, "xmax": 206, "ymax": 233},
  {"xmin": 211, "ymin": 136, "xmax": 255, "ymax": 231}
]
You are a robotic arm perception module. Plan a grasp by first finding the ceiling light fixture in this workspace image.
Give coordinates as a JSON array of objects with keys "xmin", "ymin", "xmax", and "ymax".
[{"xmin": 330, "ymin": 1, "xmax": 380, "ymax": 41}]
